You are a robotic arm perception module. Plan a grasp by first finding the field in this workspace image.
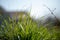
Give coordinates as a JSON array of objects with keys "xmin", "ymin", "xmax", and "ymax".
[{"xmin": 0, "ymin": 13, "xmax": 60, "ymax": 40}]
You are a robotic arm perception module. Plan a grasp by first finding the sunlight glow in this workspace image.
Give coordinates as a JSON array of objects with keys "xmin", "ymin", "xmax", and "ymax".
[{"xmin": 0, "ymin": 0, "xmax": 60, "ymax": 19}]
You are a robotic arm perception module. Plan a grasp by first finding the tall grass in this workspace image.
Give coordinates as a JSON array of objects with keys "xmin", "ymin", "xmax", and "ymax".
[{"xmin": 0, "ymin": 13, "xmax": 60, "ymax": 40}]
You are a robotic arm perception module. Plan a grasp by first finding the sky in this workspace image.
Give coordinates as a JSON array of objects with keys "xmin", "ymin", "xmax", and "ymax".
[{"xmin": 0, "ymin": 0, "xmax": 60, "ymax": 19}]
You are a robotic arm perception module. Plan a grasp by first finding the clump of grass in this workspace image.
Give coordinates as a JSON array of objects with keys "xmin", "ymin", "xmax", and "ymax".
[{"xmin": 0, "ymin": 13, "xmax": 60, "ymax": 40}]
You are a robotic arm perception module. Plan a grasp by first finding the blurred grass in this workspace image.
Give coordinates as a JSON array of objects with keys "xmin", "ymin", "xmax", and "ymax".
[{"xmin": 0, "ymin": 13, "xmax": 60, "ymax": 40}]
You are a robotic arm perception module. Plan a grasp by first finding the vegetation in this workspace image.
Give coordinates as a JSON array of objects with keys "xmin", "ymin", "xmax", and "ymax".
[{"xmin": 0, "ymin": 12, "xmax": 60, "ymax": 40}]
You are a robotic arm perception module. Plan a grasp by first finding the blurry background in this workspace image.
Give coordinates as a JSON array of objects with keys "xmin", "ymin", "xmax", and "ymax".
[{"xmin": 0, "ymin": 0, "xmax": 60, "ymax": 19}]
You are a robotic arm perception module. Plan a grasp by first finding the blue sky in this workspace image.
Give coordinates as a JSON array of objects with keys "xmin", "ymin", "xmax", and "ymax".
[
  {"xmin": 0, "ymin": 0, "xmax": 31, "ymax": 11},
  {"xmin": 0, "ymin": 0, "xmax": 60, "ymax": 18}
]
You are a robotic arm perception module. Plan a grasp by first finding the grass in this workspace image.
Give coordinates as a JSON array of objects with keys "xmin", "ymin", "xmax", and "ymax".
[{"xmin": 0, "ymin": 13, "xmax": 60, "ymax": 40}]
